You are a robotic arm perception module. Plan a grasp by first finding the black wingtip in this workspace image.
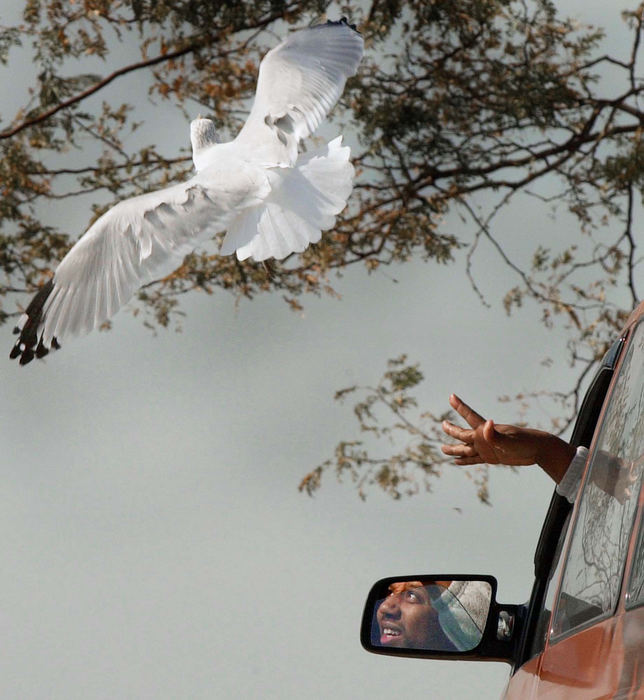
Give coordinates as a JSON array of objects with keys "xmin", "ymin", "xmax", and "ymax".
[
  {"xmin": 19, "ymin": 348, "xmax": 35, "ymax": 366},
  {"xmin": 318, "ymin": 17, "xmax": 360, "ymax": 34},
  {"xmin": 332, "ymin": 17, "xmax": 360, "ymax": 33},
  {"xmin": 35, "ymin": 339, "xmax": 50, "ymax": 358},
  {"xmin": 10, "ymin": 279, "xmax": 61, "ymax": 365}
]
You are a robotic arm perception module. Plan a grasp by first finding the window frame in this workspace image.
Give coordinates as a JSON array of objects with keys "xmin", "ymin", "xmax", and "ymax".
[
  {"xmin": 548, "ymin": 320, "xmax": 644, "ymax": 644},
  {"xmin": 511, "ymin": 334, "xmax": 626, "ymax": 670}
]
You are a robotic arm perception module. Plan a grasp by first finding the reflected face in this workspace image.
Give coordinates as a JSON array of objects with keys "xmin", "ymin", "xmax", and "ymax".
[{"xmin": 376, "ymin": 581, "xmax": 437, "ymax": 649}]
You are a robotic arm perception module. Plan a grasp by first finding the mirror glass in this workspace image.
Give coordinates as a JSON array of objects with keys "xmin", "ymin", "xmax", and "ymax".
[{"xmin": 368, "ymin": 578, "xmax": 492, "ymax": 652}]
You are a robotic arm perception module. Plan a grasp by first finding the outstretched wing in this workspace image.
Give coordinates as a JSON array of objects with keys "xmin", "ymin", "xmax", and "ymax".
[
  {"xmin": 10, "ymin": 165, "xmax": 267, "ymax": 364},
  {"xmin": 10, "ymin": 19, "xmax": 363, "ymax": 364},
  {"xmin": 233, "ymin": 18, "xmax": 363, "ymax": 166}
]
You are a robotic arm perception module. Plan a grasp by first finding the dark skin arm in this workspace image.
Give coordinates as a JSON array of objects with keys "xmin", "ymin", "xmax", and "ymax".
[{"xmin": 441, "ymin": 394, "xmax": 576, "ymax": 484}]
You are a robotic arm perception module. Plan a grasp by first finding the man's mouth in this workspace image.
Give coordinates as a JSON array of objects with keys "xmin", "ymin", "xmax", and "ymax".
[{"xmin": 380, "ymin": 625, "xmax": 403, "ymax": 644}]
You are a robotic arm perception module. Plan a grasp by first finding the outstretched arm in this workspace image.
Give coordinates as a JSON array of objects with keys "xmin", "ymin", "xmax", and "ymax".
[{"xmin": 441, "ymin": 394, "xmax": 576, "ymax": 484}]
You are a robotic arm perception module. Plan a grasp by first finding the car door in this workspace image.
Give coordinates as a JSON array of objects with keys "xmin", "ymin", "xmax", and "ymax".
[
  {"xmin": 533, "ymin": 318, "xmax": 644, "ymax": 697},
  {"xmin": 502, "ymin": 331, "xmax": 628, "ymax": 699}
]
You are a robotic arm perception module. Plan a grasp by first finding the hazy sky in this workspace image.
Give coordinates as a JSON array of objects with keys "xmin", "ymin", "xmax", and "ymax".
[{"xmin": 0, "ymin": 2, "xmax": 638, "ymax": 698}]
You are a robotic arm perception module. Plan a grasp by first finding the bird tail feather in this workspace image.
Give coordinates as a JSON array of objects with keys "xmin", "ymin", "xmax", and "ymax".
[{"xmin": 220, "ymin": 136, "xmax": 354, "ymax": 261}]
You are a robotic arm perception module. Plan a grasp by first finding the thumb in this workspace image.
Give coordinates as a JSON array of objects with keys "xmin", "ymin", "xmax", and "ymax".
[
  {"xmin": 477, "ymin": 419, "xmax": 500, "ymax": 464},
  {"xmin": 483, "ymin": 419, "xmax": 496, "ymax": 445}
]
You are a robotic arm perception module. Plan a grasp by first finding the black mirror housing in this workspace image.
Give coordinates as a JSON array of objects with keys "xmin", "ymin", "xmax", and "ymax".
[{"xmin": 361, "ymin": 575, "xmax": 521, "ymax": 664}]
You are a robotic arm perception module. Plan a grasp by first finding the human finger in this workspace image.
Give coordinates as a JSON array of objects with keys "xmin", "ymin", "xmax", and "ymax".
[
  {"xmin": 451, "ymin": 455, "xmax": 487, "ymax": 466},
  {"xmin": 441, "ymin": 442, "xmax": 478, "ymax": 458},
  {"xmin": 442, "ymin": 419, "xmax": 475, "ymax": 442},
  {"xmin": 476, "ymin": 419, "xmax": 501, "ymax": 464},
  {"xmin": 449, "ymin": 394, "xmax": 486, "ymax": 429},
  {"xmin": 483, "ymin": 419, "xmax": 497, "ymax": 444}
]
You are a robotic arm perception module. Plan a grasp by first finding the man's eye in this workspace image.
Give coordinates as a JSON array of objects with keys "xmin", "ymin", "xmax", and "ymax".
[{"xmin": 404, "ymin": 590, "xmax": 421, "ymax": 602}]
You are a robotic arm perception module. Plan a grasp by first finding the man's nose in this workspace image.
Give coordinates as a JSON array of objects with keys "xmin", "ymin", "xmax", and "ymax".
[{"xmin": 379, "ymin": 595, "xmax": 401, "ymax": 617}]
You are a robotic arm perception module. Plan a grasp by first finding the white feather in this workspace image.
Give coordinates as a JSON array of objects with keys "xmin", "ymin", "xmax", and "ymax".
[
  {"xmin": 11, "ymin": 20, "xmax": 363, "ymax": 363},
  {"xmin": 40, "ymin": 164, "xmax": 269, "ymax": 345},
  {"xmin": 210, "ymin": 21, "xmax": 362, "ymax": 168},
  {"xmin": 226, "ymin": 136, "xmax": 354, "ymax": 261}
]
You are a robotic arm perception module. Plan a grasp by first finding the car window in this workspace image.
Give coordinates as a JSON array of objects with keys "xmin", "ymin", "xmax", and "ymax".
[
  {"xmin": 551, "ymin": 321, "xmax": 644, "ymax": 639},
  {"xmin": 521, "ymin": 336, "xmax": 625, "ymax": 663}
]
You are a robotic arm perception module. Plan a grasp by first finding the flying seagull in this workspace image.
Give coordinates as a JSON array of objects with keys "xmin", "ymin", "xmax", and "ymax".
[{"xmin": 11, "ymin": 18, "xmax": 363, "ymax": 365}]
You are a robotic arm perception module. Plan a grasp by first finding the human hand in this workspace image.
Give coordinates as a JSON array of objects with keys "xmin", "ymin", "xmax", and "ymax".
[{"xmin": 441, "ymin": 394, "xmax": 576, "ymax": 482}]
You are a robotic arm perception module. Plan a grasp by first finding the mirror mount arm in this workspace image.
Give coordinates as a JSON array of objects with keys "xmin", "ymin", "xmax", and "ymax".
[{"xmin": 474, "ymin": 602, "xmax": 524, "ymax": 664}]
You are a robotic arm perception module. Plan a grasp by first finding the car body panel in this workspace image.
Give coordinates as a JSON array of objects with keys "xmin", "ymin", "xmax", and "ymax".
[
  {"xmin": 505, "ymin": 302, "xmax": 644, "ymax": 699},
  {"xmin": 502, "ymin": 655, "xmax": 540, "ymax": 698}
]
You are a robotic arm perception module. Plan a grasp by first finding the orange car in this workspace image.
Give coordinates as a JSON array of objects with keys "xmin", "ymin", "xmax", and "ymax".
[{"xmin": 361, "ymin": 301, "xmax": 644, "ymax": 698}]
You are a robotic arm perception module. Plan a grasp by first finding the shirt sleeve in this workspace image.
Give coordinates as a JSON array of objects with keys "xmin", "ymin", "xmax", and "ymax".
[{"xmin": 555, "ymin": 446, "xmax": 589, "ymax": 504}]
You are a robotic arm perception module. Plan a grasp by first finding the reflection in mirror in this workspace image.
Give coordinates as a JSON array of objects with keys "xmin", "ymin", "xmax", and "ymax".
[{"xmin": 372, "ymin": 579, "xmax": 492, "ymax": 652}]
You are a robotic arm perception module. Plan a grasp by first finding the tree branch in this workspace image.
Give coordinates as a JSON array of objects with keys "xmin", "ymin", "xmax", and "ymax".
[{"xmin": 0, "ymin": 39, "xmax": 206, "ymax": 140}]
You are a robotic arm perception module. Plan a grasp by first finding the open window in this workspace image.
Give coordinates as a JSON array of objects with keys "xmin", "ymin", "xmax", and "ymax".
[{"xmin": 550, "ymin": 321, "xmax": 644, "ymax": 641}]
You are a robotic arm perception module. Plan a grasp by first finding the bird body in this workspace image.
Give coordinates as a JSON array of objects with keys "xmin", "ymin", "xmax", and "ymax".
[{"xmin": 11, "ymin": 18, "xmax": 363, "ymax": 364}]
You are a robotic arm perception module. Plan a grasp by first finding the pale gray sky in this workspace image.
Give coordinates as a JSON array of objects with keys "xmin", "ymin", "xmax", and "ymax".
[{"xmin": 0, "ymin": 2, "xmax": 638, "ymax": 698}]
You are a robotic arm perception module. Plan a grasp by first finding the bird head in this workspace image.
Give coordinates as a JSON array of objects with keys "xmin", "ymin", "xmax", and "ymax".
[{"xmin": 190, "ymin": 117, "xmax": 219, "ymax": 169}]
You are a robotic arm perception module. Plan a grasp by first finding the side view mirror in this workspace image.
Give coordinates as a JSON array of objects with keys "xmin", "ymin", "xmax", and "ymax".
[{"xmin": 361, "ymin": 575, "xmax": 521, "ymax": 663}]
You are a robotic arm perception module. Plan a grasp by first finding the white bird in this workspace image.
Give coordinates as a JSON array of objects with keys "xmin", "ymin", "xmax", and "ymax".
[{"xmin": 11, "ymin": 18, "xmax": 363, "ymax": 364}]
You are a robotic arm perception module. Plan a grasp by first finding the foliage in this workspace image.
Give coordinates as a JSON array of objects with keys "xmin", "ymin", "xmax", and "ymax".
[
  {"xmin": 1, "ymin": 0, "xmax": 642, "ymax": 499},
  {"xmin": 298, "ymin": 355, "xmax": 492, "ymax": 503}
]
